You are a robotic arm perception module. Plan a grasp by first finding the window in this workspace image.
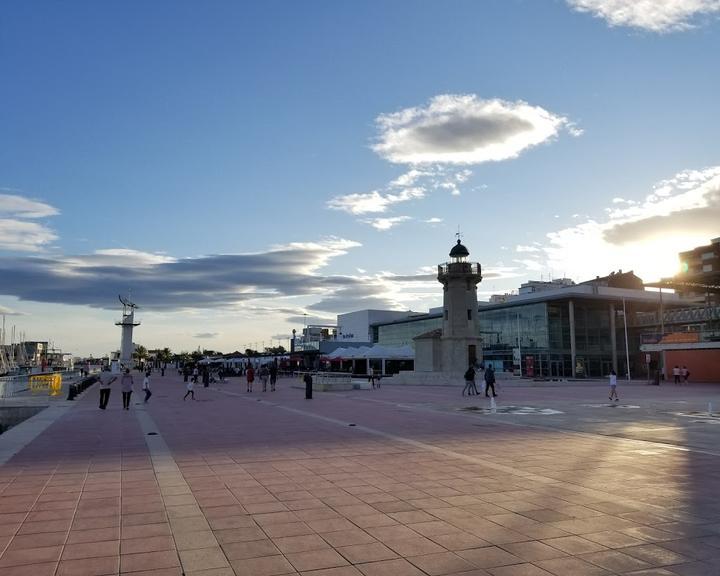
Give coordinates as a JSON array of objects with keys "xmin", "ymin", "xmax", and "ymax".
[
  {"xmin": 444, "ymin": 309, "xmax": 448, "ymax": 320},
  {"xmin": 467, "ymin": 309, "xmax": 472, "ymax": 320},
  {"xmin": 701, "ymin": 252, "xmax": 715, "ymax": 260},
  {"xmin": 703, "ymin": 264, "xmax": 713, "ymax": 272}
]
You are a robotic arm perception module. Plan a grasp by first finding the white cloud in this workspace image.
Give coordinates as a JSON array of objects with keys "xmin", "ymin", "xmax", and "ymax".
[
  {"xmin": 0, "ymin": 193, "xmax": 59, "ymax": 219},
  {"xmin": 424, "ymin": 217, "xmax": 443, "ymax": 224},
  {"xmin": 327, "ymin": 188, "xmax": 425, "ymax": 215},
  {"xmin": 372, "ymin": 94, "xmax": 577, "ymax": 165},
  {"xmin": 0, "ymin": 193, "xmax": 59, "ymax": 252},
  {"xmin": 567, "ymin": 0, "xmax": 720, "ymax": 32},
  {"xmin": 0, "ymin": 219, "xmax": 58, "ymax": 252},
  {"xmin": 364, "ymin": 216, "xmax": 412, "ymax": 231},
  {"xmin": 515, "ymin": 244, "xmax": 541, "ymax": 253}
]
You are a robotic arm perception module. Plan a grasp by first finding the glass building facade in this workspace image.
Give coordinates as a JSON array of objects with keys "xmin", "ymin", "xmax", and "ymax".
[
  {"xmin": 479, "ymin": 300, "xmax": 628, "ymax": 377},
  {"xmin": 375, "ymin": 297, "xmax": 637, "ymax": 378},
  {"xmin": 376, "ymin": 316, "xmax": 442, "ymax": 348}
]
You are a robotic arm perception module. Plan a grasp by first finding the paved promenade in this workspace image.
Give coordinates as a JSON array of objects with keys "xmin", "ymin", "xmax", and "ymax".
[{"xmin": 1, "ymin": 374, "xmax": 720, "ymax": 576}]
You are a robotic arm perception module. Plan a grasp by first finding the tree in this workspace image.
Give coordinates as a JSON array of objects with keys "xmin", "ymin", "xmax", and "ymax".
[
  {"xmin": 264, "ymin": 346, "xmax": 286, "ymax": 355},
  {"xmin": 157, "ymin": 347, "xmax": 172, "ymax": 365},
  {"xmin": 133, "ymin": 345, "xmax": 148, "ymax": 367}
]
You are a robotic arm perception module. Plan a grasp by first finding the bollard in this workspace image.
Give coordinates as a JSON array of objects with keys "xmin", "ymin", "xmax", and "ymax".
[
  {"xmin": 490, "ymin": 395, "xmax": 496, "ymax": 414},
  {"xmin": 67, "ymin": 384, "xmax": 77, "ymax": 401}
]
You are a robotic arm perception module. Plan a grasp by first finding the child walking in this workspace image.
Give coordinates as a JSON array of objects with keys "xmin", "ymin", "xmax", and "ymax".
[{"xmin": 184, "ymin": 378, "xmax": 195, "ymax": 401}]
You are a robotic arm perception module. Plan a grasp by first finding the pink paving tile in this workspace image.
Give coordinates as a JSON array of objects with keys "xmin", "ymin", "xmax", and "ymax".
[
  {"xmin": 0, "ymin": 562, "xmax": 58, "ymax": 576},
  {"xmin": 178, "ymin": 547, "xmax": 230, "ymax": 571},
  {"xmin": 486, "ymin": 565, "xmax": 555, "ymax": 576},
  {"xmin": 121, "ymin": 522, "xmax": 172, "ymax": 539},
  {"xmin": 356, "ymin": 558, "xmax": 426, "ymax": 576},
  {"xmin": 120, "ymin": 550, "xmax": 181, "ymax": 573},
  {"xmin": 0, "ymin": 545, "xmax": 63, "ymax": 566},
  {"xmin": 221, "ymin": 538, "xmax": 280, "ymax": 560},
  {"xmin": 231, "ymin": 554, "xmax": 297, "ymax": 576},
  {"xmin": 535, "ymin": 556, "xmax": 612, "ymax": 576},
  {"xmin": 121, "ymin": 535, "xmax": 175, "ymax": 554},
  {"xmin": 274, "ymin": 534, "xmax": 331, "ymax": 554},
  {"xmin": 337, "ymin": 542, "xmax": 398, "ymax": 563},
  {"xmin": 62, "ymin": 540, "xmax": 119, "ymax": 560},
  {"xmin": 286, "ymin": 549, "xmax": 350, "ymax": 572},
  {"xmin": 56, "ymin": 555, "xmax": 119, "ymax": 576},
  {"xmin": 406, "ymin": 551, "xmax": 478, "ymax": 575},
  {"xmin": 7, "ymin": 531, "xmax": 67, "ymax": 549}
]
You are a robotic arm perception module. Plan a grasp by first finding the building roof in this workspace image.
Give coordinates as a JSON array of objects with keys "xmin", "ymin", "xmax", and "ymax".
[
  {"xmin": 449, "ymin": 239, "xmax": 469, "ymax": 259},
  {"xmin": 414, "ymin": 329, "xmax": 442, "ymax": 340}
]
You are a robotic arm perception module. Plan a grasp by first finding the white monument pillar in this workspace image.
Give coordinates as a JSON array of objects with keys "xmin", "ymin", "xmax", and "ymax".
[
  {"xmin": 438, "ymin": 239, "xmax": 483, "ymax": 371},
  {"xmin": 115, "ymin": 295, "xmax": 140, "ymax": 368}
]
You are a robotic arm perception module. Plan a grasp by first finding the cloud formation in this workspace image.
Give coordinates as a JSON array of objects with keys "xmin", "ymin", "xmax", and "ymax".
[
  {"xmin": 567, "ymin": 0, "xmax": 720, "ymax": 32},
  {"xmin": 364, "ymin": 216, "xmax": 412, "ymax": 230},
  {"xmin": 528, "ymin": 166, "xmax": 720, "ymax": 281},
  {"xmin": 194, "ymin": 332, "xmax": 219, "ymax": 339},
  {"xmin": 327, "ymin": 188, "xmax": 424, "ymax": 215},
  {"xmin": 0, "ymin": 193, "xmax": 59, "ymax": 252},
  {"xmin": 372, "ymin": 95, "xmax": 577, "ymax": 165},
  {"xmin": 0, "ymin": 238, "xmax": 364, "ymax": 312}
]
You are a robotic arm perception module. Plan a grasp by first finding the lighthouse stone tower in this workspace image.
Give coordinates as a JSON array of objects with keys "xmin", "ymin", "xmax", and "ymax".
[
  {"xmin": 439, "ymin": 239, "xmax": 483, "ymax": 370},
  {"xmin": 115, "ymin": 296, "xmax": 140, "ymax": 368}
]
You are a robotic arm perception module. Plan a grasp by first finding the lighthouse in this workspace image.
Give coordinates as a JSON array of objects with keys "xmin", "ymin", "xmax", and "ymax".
[
  {"xmin": 115, "ymin": 295, "xmax": 140, "ymax": 368},
  {"xmin": 410, "ymin": 237, "xmax": 483, "ymax": 377},
  {"xmin": 438, "ymin": 238, "xmax": 483, "ymax": 370}
]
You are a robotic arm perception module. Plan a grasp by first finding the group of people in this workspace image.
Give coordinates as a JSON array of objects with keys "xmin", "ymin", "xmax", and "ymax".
[
  {"xmin": 244, "ymin": 362, "xmax": 278, "ymax": 392},
  {"xmin": 672, "ymin": 365, "xmax": 691, "ymax": 385},
  {"xmin": 98, "ymin": 367, "xmax": 152, "ymax": 410},
  {"xmin": 462, "ymin": 362, "xmax": 497, "ymax": 397}
]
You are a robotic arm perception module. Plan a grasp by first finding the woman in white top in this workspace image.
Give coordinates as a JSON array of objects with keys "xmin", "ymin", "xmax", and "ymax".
[{"xmin": 609, "ymin": 369, "xmax": 619, "ymax": 402}]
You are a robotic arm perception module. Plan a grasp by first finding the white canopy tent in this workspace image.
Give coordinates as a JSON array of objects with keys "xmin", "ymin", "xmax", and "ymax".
[{"xmin": 324, "ymin": 345, "xmax": 414, "ymax": 360}]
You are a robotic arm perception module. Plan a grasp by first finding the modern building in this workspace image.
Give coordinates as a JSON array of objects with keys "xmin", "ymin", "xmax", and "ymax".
[
  {"xmin": 639, "ymin": 237, "xmax": 720, "ymax": 382},
  {"xmin": 337, "ymin": 310, "xmax": 419, "ymax": 343},
  {"xmin": 373, "ymin": 275, "xmax": 687, "ymax": 379}
]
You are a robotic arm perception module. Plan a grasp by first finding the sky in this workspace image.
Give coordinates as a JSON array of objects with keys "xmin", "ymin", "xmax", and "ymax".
[{"xmin": 1, "ymin": 0, "xmax": 720, "ymax": 357}]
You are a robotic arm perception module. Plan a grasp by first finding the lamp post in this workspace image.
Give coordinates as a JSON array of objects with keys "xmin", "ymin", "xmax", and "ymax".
[{"xmin": 622, "ymin": 298, "xmax": 631, "ymax": 381}]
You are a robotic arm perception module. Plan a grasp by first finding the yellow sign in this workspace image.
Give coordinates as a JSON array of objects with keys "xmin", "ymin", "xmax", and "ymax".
[{"xmin": 29, "ymin": 374, "xmax": 63, "ymax": 396}]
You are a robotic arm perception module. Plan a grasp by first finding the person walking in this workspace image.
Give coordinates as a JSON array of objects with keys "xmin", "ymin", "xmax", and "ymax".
[
  {"xmin": 120, "ymin": 369, "xmax": 134, "ymax": 410},
  {"xmin": 484, "ymin": 365, "xmax": 497, "ymax": 398},
  {"xmin": 246, "ymin": 365, "xmax": 255, "ymax": 392},
  {"xmin": 260, "ymin": 365, "xmax": 269, "ymax": 392},
  {"xmin": 142, "ymin": 371, "xmax": 152, "ymax": 403},
  {"xmin": 202, "ymin": 368, "xmax": 210, "ymax": 388},
  {"xmin": 609, "ymin": 369, "xmax": 619, "ymax": 402},
  {"xmin": 369, "ymin": 366, "xmax": 376, "ymax": 389},
  {"xmin": 462, "ymin": 364, "xmax": 476, "ymax": 396},
  {"xmin": 269, "ymin": 363, "xmax": 278, "ymax": 392},
  {"xmin": 681, "ymin": 365, "xmax": 690, "ymax": 384},
  {"xmin": 192, "ymin": 366, "xmax": 199, "ymax": 383},
  {"xmin": 98, "ymin": 367, "xmax": 116, "ymax": 410},
  {"xmin": 183, "ymin": 378, "xmax": 195, "ymax": 400}
]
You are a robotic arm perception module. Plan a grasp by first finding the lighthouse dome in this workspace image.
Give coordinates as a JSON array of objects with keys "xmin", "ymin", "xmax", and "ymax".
[{"xmin": 449, "ymin": 239, "xmax": 469, "ymax": 259}]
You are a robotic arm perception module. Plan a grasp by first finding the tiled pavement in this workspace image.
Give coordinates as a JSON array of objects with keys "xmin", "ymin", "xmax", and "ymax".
[{"xmin": 1, "ymin": 375, "xmax": 720, "ymax": 575}]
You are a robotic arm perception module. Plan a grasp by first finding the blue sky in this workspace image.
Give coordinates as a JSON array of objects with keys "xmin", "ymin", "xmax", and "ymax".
[{"xmin": 1, "ymin": 1, "xmax": 719, "ymax": 356}]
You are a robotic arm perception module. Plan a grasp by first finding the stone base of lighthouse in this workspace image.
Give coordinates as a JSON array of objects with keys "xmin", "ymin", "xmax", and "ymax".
[{"xmin": 390, "ymin": 331, "xmax": 483, "ymax": 386}]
